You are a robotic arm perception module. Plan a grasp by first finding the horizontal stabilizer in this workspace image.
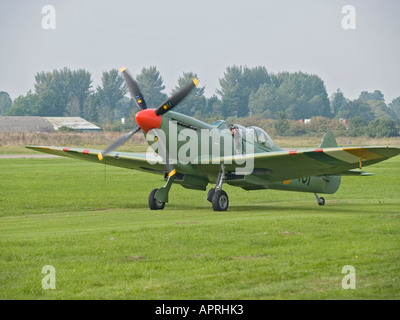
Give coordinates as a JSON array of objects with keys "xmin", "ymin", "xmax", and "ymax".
[{"xmin": 341, "ymin": 169, "xmax": 375, "ymax": 176}]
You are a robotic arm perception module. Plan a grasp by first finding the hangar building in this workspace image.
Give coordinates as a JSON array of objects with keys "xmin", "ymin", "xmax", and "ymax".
[{"xmin": 0, "ymin": 116, "xmax": 101, "ymax": 133}]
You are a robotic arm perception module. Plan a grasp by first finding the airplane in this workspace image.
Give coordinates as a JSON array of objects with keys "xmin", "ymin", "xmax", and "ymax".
[{"xmin": 27, "ymin": 67, "xmax": 400, "ymax": 211}]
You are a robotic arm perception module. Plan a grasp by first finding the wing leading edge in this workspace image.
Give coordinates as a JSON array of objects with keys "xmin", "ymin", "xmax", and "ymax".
[{"xmin": 25, "ymin": 145, "xmax": 166, "ymax": 174}]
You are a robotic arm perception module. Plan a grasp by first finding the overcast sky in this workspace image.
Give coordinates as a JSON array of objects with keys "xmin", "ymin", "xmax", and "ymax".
[{"xmin": 1, "ymin": 0, "xmax": 399, "ymax": 104}]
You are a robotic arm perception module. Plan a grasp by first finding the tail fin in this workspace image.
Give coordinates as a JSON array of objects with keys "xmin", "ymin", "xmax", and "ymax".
[
  {"xmin": 318, "ymin": 131, "xmax": 341, "ymax": 194},
  {"xmin": 319, "ymin": 130, "xmax": 338, "ymax": 148}
]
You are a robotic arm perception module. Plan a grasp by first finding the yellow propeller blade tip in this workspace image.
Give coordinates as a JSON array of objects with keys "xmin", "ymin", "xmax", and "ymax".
[
  {"xmin": 98, "ymin": 153, "xmax": 103, "ymax": 161},
  {"xmin": 168, "ymin": 169, "xmax": 176, "ymax": 177},
  {"xmin": 119, "ymin": 66, "xmax": 127, "ymax": 73},
  {"xmin": 192, "ymin": 78, "xmax": 198, "ymax": 86}
]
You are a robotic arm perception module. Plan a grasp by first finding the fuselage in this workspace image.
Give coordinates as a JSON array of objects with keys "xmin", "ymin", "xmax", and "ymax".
[
  {"xmin": 143, "ymin": 110, "xmax": 281, "ymax": 159},
  {"xmin": 137, "ymin": 110, "xmax": 341, "ymax": 195}
]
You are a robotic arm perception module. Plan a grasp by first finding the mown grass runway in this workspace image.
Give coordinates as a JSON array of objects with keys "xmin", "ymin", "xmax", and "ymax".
[{"xmin": 1, "ymin": 155, "xmax": 399, "ymax": 299}]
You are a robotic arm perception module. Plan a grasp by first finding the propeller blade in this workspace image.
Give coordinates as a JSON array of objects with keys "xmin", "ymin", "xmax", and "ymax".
[
  {"xmin": 150, "ymin": 128, "xmax": 176, "ymax": 177},
  {"xmin": 120, "ymin": 67, "xmax": 147, "ymax": 110},
  {"xmin": 155, "ymin": 78, "xmax": 198, "ymax": 116},
  {"xmin": 98, "ymin": 126, "xmax": 141, "ymax": 160}
]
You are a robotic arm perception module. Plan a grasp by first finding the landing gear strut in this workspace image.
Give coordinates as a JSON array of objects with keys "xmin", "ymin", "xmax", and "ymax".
[
  {"xmin": 314, "ymin": 193, "xmax": 325, "ymax": 206},
  {"xmin": 148, "ymin": 172, "xmax": 176, "ymax": 210},
  {"xmin": 207, "ymin": 165, "xmax": 229, "ymax": 211},
  {"xmin": 149, "ymin": 188, "xmax": 165, "ymax": 210}
]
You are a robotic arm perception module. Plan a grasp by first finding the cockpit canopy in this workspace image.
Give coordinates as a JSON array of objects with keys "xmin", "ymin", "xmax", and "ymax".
[
  {"xmin": 248, "ymin": 126, "xmax": 275, "ymax": 149},
  {"xmin": 211, "ymin": 120, "xmax": 277, "ymax": 150},
  {"xmin": 210, "ymin": 119, "xmax": 228, "ymax": 129}
]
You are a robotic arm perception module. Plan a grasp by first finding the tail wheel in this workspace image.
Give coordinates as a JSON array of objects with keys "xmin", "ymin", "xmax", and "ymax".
[
  {"xmin": 148, "ymin": 188, "xmax": 165, "ymax": 210},
  {"xmin": 212, "ymin": 190, "xmax": 229, "ymax": 211}
]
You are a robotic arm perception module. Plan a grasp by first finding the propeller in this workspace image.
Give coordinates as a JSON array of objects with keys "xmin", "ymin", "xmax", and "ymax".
[
  {"xmin": 150, "ymin": 78, "xmax": 198, "ymax": 177},
  {"xmin": 120, "ymin": 67, "xmax": 147, "ymax": 111},
  {"xmin": 97, "ymin": 126, "xmax": 140, "ymax": 161},
  {"xmin": 97, "ymin": 66, "xmax": 198, "ymax": 175},
  {"xmin": 97, "ymin": 66, "xmax": 145, "ymax": 160},
  {"xmin": 155, "ymin": 78, "xmax": 198, "ymax": 116}
]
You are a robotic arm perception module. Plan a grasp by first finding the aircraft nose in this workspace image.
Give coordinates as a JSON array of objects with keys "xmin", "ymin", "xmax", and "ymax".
[{"xmin": 135, "ymin": 109, "xmax": 162, "ymax": 133}]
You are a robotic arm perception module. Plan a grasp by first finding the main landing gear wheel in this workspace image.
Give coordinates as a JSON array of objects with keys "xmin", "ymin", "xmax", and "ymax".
[
  {"xmin": 148, "ymin": 188, "xmax": 165, "ymax": 210},
  {"xmin": 212, "ymin": 190, "xmax": 229, "ymax": 211}
]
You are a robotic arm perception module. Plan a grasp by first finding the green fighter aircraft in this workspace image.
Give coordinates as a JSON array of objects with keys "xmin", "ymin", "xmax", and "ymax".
[{"xmin": 27, "ymin": 67, "xmax": 400, "ymax": 211}]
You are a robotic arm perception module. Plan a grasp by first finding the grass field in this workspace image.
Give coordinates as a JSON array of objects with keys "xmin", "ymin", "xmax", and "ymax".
[{"xmin": 1, "ymin": 144, "xmax": 399, "ymax": 299}]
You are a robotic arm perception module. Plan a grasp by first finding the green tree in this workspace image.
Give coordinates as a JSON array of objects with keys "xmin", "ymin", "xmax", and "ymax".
[
  {"xmin": 34, "ymin": 68, "xmax": 92, "ymax": 116},
  {"xmin": 6, "ymin": 91, "xmax": 39, "ymax": 116},
  {"xmin": 368, "ymin": 119, "xmax": 398, "ymax": 138},
  {"xmin": 389, "ymin": 97, "xmax": 400, "ymax": 119},
  {"xmin": 275, "ymin": 72, "xmax": 331, "ymax": 119},
  {"xmin": 274, "ymin": 110, "xmax": 290, "ymax": 136},
  {"xmin": 0, "ymin": 91, "xmax": 12, "ymax": 115},
  {"xmin": 135, "ymin": 66, "xmax": 168, "ymax": 108},
  {"xmin": 172, "ymin": 72, "xmax": 206, "ymax": 116},
  {"xmin": 114, "ymin": 96, "xmax": 134, "ymax": 121},
  {"xmin": 217, "ymin": 65, "xmax": 243, "ymax": 118},
  {"xmin": 83, "ymin": 92, "xmax": 100, "ymax": 123},
  {"xmin": 97, "ymin": 69, "xmax": 127, "ymax": 123},
  {"xmin": 359, "ymin": 90, "xmax": 385, "ymax": 102},
  {"xmin": 241, "ymin": 66, "xmax": 272, "ymax": 116},
  {"xmin": 347, "ymin": 116, "xmax": 368, "ymax": 137},
  {"xmin": 365, "ymin": 100, "xmax": 396, "ymax": 120},
  {"xmin": 330, "ymin": 89, "xmax": 347, "ymax": 116},
  {"xmin": 66, "ymin": 69, "xmax": 93, "ymax": 117},
  {"xmin": 248, "ymin": 83, "xmax": 278, "ymax": 118},
  {"xmin": 207, "ymin": 95, "xmax": 222, "ymax": 117},
  {"xmin": 217, "ymin": 65, "xmax": 271, "ymax": 118},
  {"xmin": 336, "ymin": 99, "xmax": 374, "ymax": 122},
  {"xmin": 6, "ymin": 67, "xmax": 93, "ymax": 118}
]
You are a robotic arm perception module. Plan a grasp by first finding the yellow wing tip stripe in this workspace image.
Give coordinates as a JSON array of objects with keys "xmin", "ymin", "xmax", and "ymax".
[
  {"xmin": 98, "ymin": 153, "xmax": 103, "ymax": 161},
  {"xmin": 168, "ymin": 169, "xmax": 176, "ymax": 177},
  {"xmin": 344, "ymin": 148, "xmax": 382, "ymax": 160},
  {"xmin": 119, "ymin": 66, "xmax": 127, "ymax": 73}
]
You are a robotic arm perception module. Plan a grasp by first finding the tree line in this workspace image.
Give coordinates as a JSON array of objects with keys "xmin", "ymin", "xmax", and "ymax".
[{"xmin": 1, "ymin": 65, "xmax": 399, "ymax": 137}]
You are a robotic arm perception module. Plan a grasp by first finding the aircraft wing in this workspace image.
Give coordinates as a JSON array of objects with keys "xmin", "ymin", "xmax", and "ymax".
[
  {"xmin": 25, "ymin": 146, "xmax": 166, "ymax": 174},
  {"xmin": 26, "ymin": 145, "xmax": 400, "ymax": 184},
  {"xmin": 199, "ymin": 146, "xmax": 400, "ymax": 182}
]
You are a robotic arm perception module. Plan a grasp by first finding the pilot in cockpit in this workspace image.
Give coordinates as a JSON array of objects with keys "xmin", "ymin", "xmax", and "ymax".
[{"xmin": 229, "ymin": 124, "xmax": 243, "ymax": 155}]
